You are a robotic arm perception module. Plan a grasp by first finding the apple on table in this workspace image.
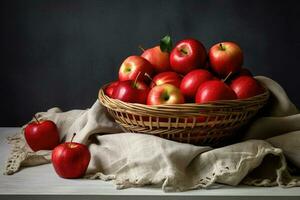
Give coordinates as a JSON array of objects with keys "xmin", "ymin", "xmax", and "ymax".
[
  {"xmin": 52, "ymin": 133, "xmax": 91, "ymax": 179},
  {"xmin": 24, "ymin": 116, "xmax": 60, "ymax": 152}
]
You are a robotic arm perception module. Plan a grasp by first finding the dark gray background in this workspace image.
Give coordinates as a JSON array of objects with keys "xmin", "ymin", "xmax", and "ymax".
[{"xmin": 1, "ymin": 0, "xmax": 299, "ymax": 126}]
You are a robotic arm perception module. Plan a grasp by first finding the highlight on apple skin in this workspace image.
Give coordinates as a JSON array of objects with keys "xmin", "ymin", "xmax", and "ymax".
[
  {"xmin": 170, "ymin": 38, "xmax": 207, "ymax": 74},
  {"xmin": 230, "ymin": 76, "xmax": 265, "ymax": 99},
  {"xmin": 112, "ymin": 80, "xmax": 150, "ymax": 104},
  {"xmin": 104, "ymin": 81, "xmax": 119, "ymax": 98},
  {"xmin": 150, "ymin": 71, "xmax": 182, "ymax": 88},
  {"xmin": 51, "ymin": 134, "xmax": 91, "ymax": 179},
  {"xmin": 196, "ymin": 80, "xmax": 237, "ymax": 104},
  {"xmin": 147, "ymin": 83, "xmax": 185, "ymax": 105},
  {"xmin": 119, "ymin": 55, "xmax": 153, "ymax": 82},
  {"xmin": 209, "ymin": 42, "xmax": 243, "ymax": 78},
  {"xmin": 141, "ymin": 46, "xmax": 171, "ymax": 73},
  {"xmin": 180, "ymin": 69, "xmax": 214, "ymax": 100},
  {"xmin": 24, "ymin": 119, "xmax": 60, "ymax": 152}
]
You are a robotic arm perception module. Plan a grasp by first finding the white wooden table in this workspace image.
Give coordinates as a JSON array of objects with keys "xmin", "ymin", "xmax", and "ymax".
[{"xmin": 0, "ymin": 127, "xmax": 299, "ymax": 199}]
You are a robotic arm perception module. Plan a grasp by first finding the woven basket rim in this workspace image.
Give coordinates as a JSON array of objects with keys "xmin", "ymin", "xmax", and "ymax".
[
  {"xmin": 98, "ymin": 84, "xmax": 270, "ymax": 110},
  {"xmin": 98, "ymin": 82, "xmax": 270, "ymax": 145}
]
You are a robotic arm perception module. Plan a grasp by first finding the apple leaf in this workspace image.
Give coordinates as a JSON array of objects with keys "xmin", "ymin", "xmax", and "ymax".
[{"xmin": 160, "ymin": 35, "xmax": 172, "ymax": 53}]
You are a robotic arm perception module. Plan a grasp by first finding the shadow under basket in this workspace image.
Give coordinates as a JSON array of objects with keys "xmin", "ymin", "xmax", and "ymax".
[{"xmin": 98, "ymin": 86, "xmax": 269, "ymax": 146}]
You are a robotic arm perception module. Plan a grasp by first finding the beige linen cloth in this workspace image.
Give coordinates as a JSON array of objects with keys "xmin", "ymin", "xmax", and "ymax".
[{"xmin": 4, "ymin": 76, "xmax": 300, "ymax": 192}]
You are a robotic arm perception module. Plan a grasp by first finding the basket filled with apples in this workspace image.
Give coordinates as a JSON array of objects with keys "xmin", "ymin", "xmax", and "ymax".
[{"xmin": 98, "ymin": 36, "xmax": 269, "ymax": 146}]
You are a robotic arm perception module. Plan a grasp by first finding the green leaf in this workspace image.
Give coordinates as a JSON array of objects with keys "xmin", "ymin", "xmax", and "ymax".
[{"xmin": 160, "ymin": 35, "xmax": 172, "ymax": 53}]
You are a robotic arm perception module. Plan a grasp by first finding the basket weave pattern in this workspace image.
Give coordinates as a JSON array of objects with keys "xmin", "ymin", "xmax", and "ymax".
[{"xmin": 99, "ymin": 87, "xmax": 269, "ymax": 146}]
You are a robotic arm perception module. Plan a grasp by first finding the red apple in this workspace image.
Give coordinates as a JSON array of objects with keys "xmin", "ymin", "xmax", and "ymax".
[
  {"xmin": 147, "ymin": 84, "xmax": 185, "ymax": 105},
  {"xmin": 150, "ymin": 71, "xmax": 182, "ymax": 88},
  {"xmin": 52, "ymin": 133, "xmax": 90, "ymax": 179},
  {"xmin": 113, "ymin": 80, "xmax": 149, "ymax": 104},
  {"xmin": 230, "ymin": 76, "xmax": 265, "ymax": 99},
  {"xmin": 170, "ymin": 38, "xmax": 207, "ymax": 74},
  {"xmin": 104, "ymin": 81, "xmax": 119, "ymax": 98},
  {"xmin": 209, "ymin": 42, "xmax": 243, "ymax": 78},
  {"xmin": 24, "ymin": 117, "xmax": 60, "ymax": 152},
  {"xmin": 180, "ymin": 69, "xmax": 214, "ymax": 100},
  {"xmin": 141, "ymin": 46, "xmax": 171, "ymax": 72},
  {"xmin": 196, "ymin": 80, "xmax": 237, "ymax": 104},
  {"xmin": 119, "ymin": 56, "xmax": 153, "ymax": 82}
]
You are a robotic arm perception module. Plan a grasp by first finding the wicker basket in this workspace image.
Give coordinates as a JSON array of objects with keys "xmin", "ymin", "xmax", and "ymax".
[{"xmin": 98, "ymin": 85, "xmax": 269, "ymax": 146}]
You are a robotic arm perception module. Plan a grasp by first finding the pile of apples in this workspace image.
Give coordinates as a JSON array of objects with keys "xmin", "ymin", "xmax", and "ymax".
[{"xmin": 105, "ymin": 36, "xmax": 265, "ymax": 105}]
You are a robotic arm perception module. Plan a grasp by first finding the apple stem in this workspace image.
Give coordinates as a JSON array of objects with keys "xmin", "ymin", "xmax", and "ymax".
[
  {"xmin": 223, "ymin": 71, "xmax": 233, "ymax": 83},
  {"xmin": 219, "ymin": 43, "xmax": 225, "ymax": 51},
  {"xmin": 33, "ymin": 115, "xmax": 40, "ymax": 124},
  {"xmin": 180, "ymin": 48, "xmax": 188, "ymax": 55},
  {"xmin": 71, "ymin": 133, "xmax": 76, "ymax": 143},
  {"xmin": 138, "ymin": 45, "xmax": 145, "ymax": 52},
  {"xmin": 133, "ymin": 71, "xmax": 142, "ymax": 87},
  {"xmin": 144, "ymin": 73, "xmax": 156, "ymax": 86}
]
